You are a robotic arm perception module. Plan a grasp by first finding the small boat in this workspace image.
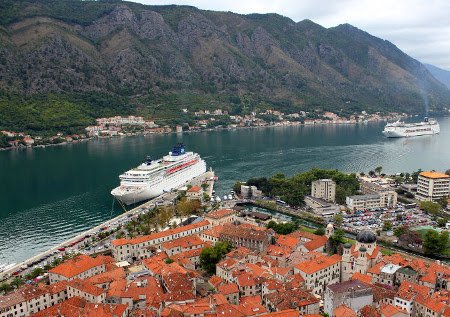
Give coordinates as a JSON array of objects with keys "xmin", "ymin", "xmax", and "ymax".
[
  {"xmin": 223, "ymin": 195, "xmax": 228, "ymax": 200},
  {"xmin": 228, "ymin": 194, "xmax": 233, "ymax": 200},
  {"xmin": 215, "ymin": 196, "xmax": 221, "ymax": 202}
]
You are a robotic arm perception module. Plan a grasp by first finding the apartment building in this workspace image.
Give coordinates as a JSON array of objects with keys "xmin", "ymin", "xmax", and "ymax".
[
  {"xmin": 0, "ymin": 283, "xmax": 68, "ymax": 317},
  {"xmin": 48, "ymin": 255, "xmax": 111, "ymax": 284},
  {"xmin": 311, "ymin": 179, "xmax": 336, "ymax": 202},
  {"xmin": 204, "ymin": 209, "xmax": 236, "ymax": 226},
  {"xmin": 219, "ymin": 224, "xmax": 274, "ymax": 252},
  {"xmin": 294, "ymin": 254, "xmax": 342, "ymax": 296},
  {"xmin": 346, "ymin": 190, "xmax": 397, "ymax": 211},
  {"xmin": 416, "ymin": 171, "xmax": 450, "ymax": 201},
  {"xmin": 111, "ymin": 220, "xmax": 210, "ymax": 262}
]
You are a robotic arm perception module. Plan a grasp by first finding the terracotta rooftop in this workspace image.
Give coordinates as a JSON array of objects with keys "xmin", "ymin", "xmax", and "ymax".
[
  {"xmin": 295, "ymin": 254, "xmax": 341, "ymax": 274},
  {"xmin": 67, "ymin": 278, "xmax": 106, "ymax": 297},
  {"xmin": 334, "ymin": 304, "xmax": 357, "ymax": 317},
  {"xmin": 206, "ymin": 208, "xmax": 235, "ymax": 219},
  {"xmin": 49, "ymin": 254, "xmax": 111, "ymax": 278},
  {"xmin": 187, "ymin": 185, "xmax": 202, "ymax": 193},
  {"xmin": 162, "ymin": 235, "xmax": 204, "ymax": 250},
  {"xmin": 112, "ymin": 220, "xmax": 210, "ymax": 246},
  {"xmin": 218, "ymin": 283, "xmax": 239, "ymax": 295},
  {"xmin": 420, "ymin": 171, "xmax": 450, "ymax": 179}
]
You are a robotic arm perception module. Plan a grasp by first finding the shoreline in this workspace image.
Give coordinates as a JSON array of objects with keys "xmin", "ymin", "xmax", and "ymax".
[
  {"xmin": 0, "ymin": 117, "xmax": 393, "ymax": 152},
  {"xmin": 0, "ymin": 170, "xmax": 215, "ymax": 280}
]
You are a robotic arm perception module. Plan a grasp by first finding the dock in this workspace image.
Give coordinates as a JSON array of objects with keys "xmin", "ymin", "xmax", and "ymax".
[{"xmin": 0, "ymin": 170, "xmax": 215, "ymax": 280}]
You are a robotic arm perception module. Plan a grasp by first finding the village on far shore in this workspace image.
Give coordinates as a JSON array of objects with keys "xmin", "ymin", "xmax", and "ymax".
[{"xmin": 1, "ymin": 109, "xmax": 405, "ymax": 149}]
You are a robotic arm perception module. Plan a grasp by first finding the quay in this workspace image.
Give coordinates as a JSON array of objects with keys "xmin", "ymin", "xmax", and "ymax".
[{"xmin": 0, "ymin": 170, "xmax": 215, "ymax": 280}]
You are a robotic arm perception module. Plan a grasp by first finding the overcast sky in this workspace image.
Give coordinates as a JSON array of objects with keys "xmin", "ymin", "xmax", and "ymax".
[{"xmin": 134, "ymin": 0, "xmax": 450, "ymax": 70}]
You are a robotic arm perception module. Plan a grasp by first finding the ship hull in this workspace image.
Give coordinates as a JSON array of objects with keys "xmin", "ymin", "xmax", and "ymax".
[
  {"xmin": 382, "ymin": 122, "xmax": 440, "ymax": 138},
  {"xmin": 111, "ymin": 159, "xmax": 206, "ymax": 205}
]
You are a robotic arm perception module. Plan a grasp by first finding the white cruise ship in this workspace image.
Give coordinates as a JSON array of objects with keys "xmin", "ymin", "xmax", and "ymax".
[
  {"xmin": 111, "ymin": 144, "xmax": 206, "ymax": 205},
  {"xmin": 382, "ymin": 117, "xmax": 440, "ymax": 138}
]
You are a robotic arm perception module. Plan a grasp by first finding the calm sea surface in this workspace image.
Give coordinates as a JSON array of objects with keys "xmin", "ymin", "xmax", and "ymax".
[{"xmin": 1, "ymin": 118, "xmax": 450, "ymax": 264}]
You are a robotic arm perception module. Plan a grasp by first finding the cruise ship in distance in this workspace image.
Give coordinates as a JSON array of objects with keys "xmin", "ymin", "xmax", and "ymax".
[
  {"xmin": 111, "ymin": 144, "xmax": 206, "ymax": 205},
  {"xmin": 382, "ymin": 117, "xmax": 440, "ymax": 138}
]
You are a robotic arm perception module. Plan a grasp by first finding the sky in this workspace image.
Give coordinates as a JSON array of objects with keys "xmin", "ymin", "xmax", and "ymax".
[{"xmin": 134, "ymin": 0, "xmax": 450, "ymax": 70}]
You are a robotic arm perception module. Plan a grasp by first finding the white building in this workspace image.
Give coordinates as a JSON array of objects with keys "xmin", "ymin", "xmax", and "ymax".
[
  {"xmin": 111, "ymin": 220, "xmax": 210, "ymax": 262},
  {"xmin": 346, "ymin": 191, "xmax": 397, "ymax": 211},
  {"xmin": 311, "ymin": 179, "xmax": 336, "ymax": 202},
  {"xmin": 416, "ymin": 171, "xmax": 450, "ymax": 201}
]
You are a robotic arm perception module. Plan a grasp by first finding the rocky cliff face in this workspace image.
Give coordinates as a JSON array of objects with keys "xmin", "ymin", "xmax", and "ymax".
[{"xmin": 0, "ymin": 0, "xmax": 449, "ymax": 116}]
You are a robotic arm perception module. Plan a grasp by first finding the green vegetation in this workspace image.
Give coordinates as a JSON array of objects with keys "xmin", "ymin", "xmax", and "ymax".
[
  {"xmin": 266, "ymin": 220, "xmax": 299, "ymax": 235},
  {"xmin": 327, "ymin": 228, "xmax": 345, "ymax": 254},
  {"xmin": 314, "ymin": 227, "xmax": 325, "ymax": 236},
  {"xmin": 164, "ymin": 258, "xmax": 174, "ymax": 264},
  {"xmin": 420, "ymin": 201, "xmax": 442, "ymax": 217},
  {"xmin": 0, "ymin": 0, "xmax": 449, "ymax": 135},
  {"xmin": 246, "ymin": 169, "xmax": 359, "ymax": 206},
  {"xmin": 200, "ymin": 241, "xmax": 232, "ymax": 275},
  {"xmin": 0, "ymin": 91, "xmax": 132, "ymax": 135},
  {"xmin": 382, "ymin": 221, "xmax": 393, "ymax": 231},
  {"xmin": 423, "ymin": 230, "xmax": 449, "ymax": 255}
]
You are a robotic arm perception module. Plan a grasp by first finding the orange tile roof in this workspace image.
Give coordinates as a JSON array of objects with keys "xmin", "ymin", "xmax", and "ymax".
[
  {"xmin": 202, "ymin": 225, "xmax": 225, "ymax": 238},
  {"xmin": 416, "ymin": 294, "xmax": 448, "ymax": 314},
  {"xmin": 206, "ymin": 208, "xmax": 235, "ymax": 219},
  {"xmin": 334, "ymin": 304, "xmax": 357, "ymax": 317},
  {"xmin": 49, "ymin": 254, "xmax": 111, "ymax": 278},
  {"xmin": 162, "ymin": 235, "xmax": 204, "ymax": 250},
  {"xmin": 187, "ymin": 185, "xmax": 202, "ymax": 193},
  {"xmin": 259, "ymin": 310, "xmax": 298, "ymax": 317},
  {"xmin": 86, "ymin": 267, "xmax": 125, "ymax": 285},
  {"xmin": 276, "ymin": 235, "xmax": 299, "ymax": 249},
  {"xmin": 303, "ymin": 236, "xmax": 327, "ymax": 251},
  {"xmin": 295, "ymin": 254, "xmax": 341, "ymax": 274},
  {"xmin": 112, "ymin": 220, "xmax": 210, "ymax": 246},
  {"xmin": 218, "ymin": 283, "xmax": 239, "ymax": 295},
  {"xmin": 367, "ymin": 261, "xmax": 386, "ymax": 275},
  {"xmin": 67, "ymin": 278, "xmax": 106, "ymax": 297},
  {"xmin": 30, "ymin": 296, "xmax": 128, "ymax": 317},
  {"xmin": 352, "ymin": 272, "xmax": 373, "ymax": 285},
  {"xmin": 397, "ymin": 281, "xmax": 430, "ymax": 301},
  {"xmin": 208, "ymin": 275, "xmax": 225, "ymax": 288},
  {"xmin": 380, "ymin": 304, "xmax": 406, "ymax": 317},
  {"xmin": 420, "ymin": 171, "xmax": 450, "ymax": 179}
]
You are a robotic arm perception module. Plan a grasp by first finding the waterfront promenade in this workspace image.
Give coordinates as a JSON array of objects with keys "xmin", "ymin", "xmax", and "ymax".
[{"xmin": 0, "ymin": 170, "xmax": 215, "ymax": 280}]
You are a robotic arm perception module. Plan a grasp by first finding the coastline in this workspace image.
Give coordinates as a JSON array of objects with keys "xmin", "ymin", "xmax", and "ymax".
[{"xmin": 0, "ymin": 117, "xmax": 393, "ymax": 152}]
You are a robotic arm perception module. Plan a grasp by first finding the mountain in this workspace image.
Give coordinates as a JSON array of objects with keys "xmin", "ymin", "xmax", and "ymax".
[
  {"xmin": 1, "ymin": 0, "xmax": 450, "ymax": 134},
  {"xmin": 425, "ymin": 64, "xmax": 450, "ymax": 89}
]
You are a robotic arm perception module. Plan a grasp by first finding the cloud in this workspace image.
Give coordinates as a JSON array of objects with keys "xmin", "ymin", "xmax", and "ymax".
[{"xmin": 136, "ymin": 0, "xmax": 450, "ymax": 69}]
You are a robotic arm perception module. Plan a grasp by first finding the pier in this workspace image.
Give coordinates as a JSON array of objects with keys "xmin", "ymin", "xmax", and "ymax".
[{"xmin": 0, "ymin": 170, "xmax": 215, "ymax": 280}]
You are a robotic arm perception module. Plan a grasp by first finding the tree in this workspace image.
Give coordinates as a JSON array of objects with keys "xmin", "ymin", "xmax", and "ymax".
[
  {"xmin": 394, "ymin": 226, "xmax": 407, "ymax": 237},
  {"xmin": 10, "ymin": 277, "xmax": 24, "ymax": 289},
  {"xmin": 420, "ymin": 201, "xmax": 442, "ymax": 217},
  {"xmin": 266, "ymin": 221, "xmax": 299, "ymax": 235},
  {"xmin": 423, "ymin": 230, "xmax": 449, "ymax": 255},
  {"xmin": 333, "ymin": 213, "xmax": 343, "ymax": 227},
  {"xmin": 233, "ymin": 182, "xmax": 244, "ymax": 195},
  {"xmin": 177, "ymin": 199, "xmax": 201, "ymax": 221},
  {"xmin": 164, "ymin": 258, "xmax": 174, "ymax": 264},
  {"xmin": 437, "ymin": 196, "xmax": 448, "ymax": 209},
  {"xmin": 383, "ymin": 221, "xmax": 393, "ymax": 231},
  {"xmin": 314, "ymin": 227, "xmax": 326, "ymax": 236},
  {"xmin": 200, "ymin": 242, "xmax": 232, "ymax": 275},
  {"xmin": 0, "ymin": 283, "xmax": 13, "ymax": 294},
  {"xmin": 375, "ymin": 166, "xmax": 383, "ymax": 175},
  {"xmin": 368, "ymin": 170, "xmax": 375, "ymax": 177},
  {"xmin": 327, "ymin": 229, "xmax": 345, "ymax": 254}
]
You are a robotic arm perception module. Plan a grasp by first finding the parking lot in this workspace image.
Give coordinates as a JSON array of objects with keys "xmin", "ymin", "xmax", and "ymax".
[{"xmin": 342, "ymin": 202, "xmax": 435, "ymax": 233}]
